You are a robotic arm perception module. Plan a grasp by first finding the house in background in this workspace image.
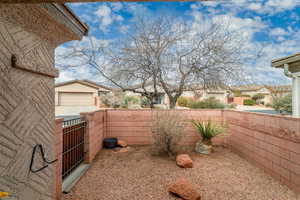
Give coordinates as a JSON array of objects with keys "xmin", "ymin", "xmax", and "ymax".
[
  {"xmin": 55, "ymin": 80, "xmax": 112, "ymax": 116},
  {"xmin": 230, "ymin": 84, "xmax": 291, "ymax": 105},
  {"xmin": 124, "ymin": 82, "xmax": 229, "ymax": 107}
]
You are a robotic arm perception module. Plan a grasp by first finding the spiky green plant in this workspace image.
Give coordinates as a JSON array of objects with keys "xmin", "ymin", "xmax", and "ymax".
[{"xmin": 192, "ymin": 120, "xmax": 225, "ymax": 145}]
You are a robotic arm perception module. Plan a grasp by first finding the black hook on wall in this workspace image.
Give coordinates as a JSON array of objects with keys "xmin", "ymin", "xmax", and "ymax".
[{"xmin": 29, "ymin": 144, "xmax": 58, "ymax": 173}]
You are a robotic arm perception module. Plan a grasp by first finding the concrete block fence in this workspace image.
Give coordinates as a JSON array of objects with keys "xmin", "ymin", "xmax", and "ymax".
[
  {"xmin": 224, "ymin": 110, "xmax": 300, "ymax": 194},
  {"xmin": 55, "ymin": 109, "xmax": 300, "ymax": 198}
]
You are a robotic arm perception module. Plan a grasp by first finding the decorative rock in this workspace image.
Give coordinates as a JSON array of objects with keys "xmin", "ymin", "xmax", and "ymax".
[
  {"xmin": 114, "ymin": 146, "xmax": 131, "ymax": 153},
  {"xmin": 117, "ymin": 140, "xmax": 128, "ymax": 147},
  {"xmin": 176, "ymin": 154, "xmax": 193, "ymax": 168},
  {"xmin": 195, "ymin": 141, "xmax": 212, "ymax": 155},
  {"xmin": 168, "ymin": 178, "xmax": 201, "ymax": 200}
]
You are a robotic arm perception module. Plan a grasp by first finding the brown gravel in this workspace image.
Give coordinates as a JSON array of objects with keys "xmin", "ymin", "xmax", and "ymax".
[{"xmin": 62, "ymin": 146, "xmax": 298, "ymax": 200}]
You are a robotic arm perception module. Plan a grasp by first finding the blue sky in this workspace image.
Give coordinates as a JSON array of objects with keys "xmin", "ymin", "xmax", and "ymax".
[{"xmin": 55, "ymin": 0, "xmax": 300, "ymax": 85}]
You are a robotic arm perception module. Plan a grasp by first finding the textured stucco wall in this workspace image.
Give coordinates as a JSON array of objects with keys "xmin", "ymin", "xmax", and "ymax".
[{"xmin": 0, "ymin": 4, "xmax": 84, "ymax": 200}]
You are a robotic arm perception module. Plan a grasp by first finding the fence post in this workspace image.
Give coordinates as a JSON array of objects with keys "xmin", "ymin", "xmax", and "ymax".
[
  {"xmin": 54, "ymin": 118, "xmax": 63, "ymax": 200},
  {"xmin": 80, "ymin": 112, "xmax": 94, "ymax": 164}
]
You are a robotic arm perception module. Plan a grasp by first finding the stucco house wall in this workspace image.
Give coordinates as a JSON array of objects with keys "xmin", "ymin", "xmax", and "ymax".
[
  {"xmin": 241, "ymin": 87, "xmax": 272, "ymax": 104},
  {"xmin": 125, "ymin": 87, "xmax": 228, "ymax": 107},
  {"xmin": 0, "ymin": 4, "xmax": 87, "ymax": 200},
  {"xmin": 55, "ymin": 82, "xmax": 99, "ymax": 106}
]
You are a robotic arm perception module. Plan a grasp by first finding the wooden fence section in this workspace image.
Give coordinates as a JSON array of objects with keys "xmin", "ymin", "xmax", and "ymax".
[
  {"xmin": 224, "ymin": 110, "xmax": 300, "ymax": 193},
  {"xmin": 106, "ymin": 109, "xmax": 224, "ymax": 145}
]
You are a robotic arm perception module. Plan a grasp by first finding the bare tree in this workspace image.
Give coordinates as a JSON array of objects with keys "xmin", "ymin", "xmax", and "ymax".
[
  {"xmin": 111, "ymin": 17, "xmax": 244, "ymax": 108},
  {"xmin": 56, "ymin": 36, "xmax": 162, "ymax": 108},
  {"xmin": 57, "ymin": 17, "xmax": 245, "ymax": 109}
]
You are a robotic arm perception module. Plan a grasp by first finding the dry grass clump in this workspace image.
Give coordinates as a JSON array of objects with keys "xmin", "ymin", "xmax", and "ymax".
[{"xmin": 151, "ymin": 110, "xmax": 186, "ymax": 157}]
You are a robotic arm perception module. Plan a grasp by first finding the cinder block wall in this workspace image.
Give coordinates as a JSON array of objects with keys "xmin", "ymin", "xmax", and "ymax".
[
  {"xmin": 106, "ymin": 109, "xmax": 224, "ymax": 145},
  {"xmin": 224, "ymin": 110, "xmax": 300, "ymax": 193},
  {"xmin": 68, "ymin": 109, "xmax": 300, "ymax": 194},
  {"xmin": 81, "ymin": 110, "xmax": 105, "ymax": 163}
]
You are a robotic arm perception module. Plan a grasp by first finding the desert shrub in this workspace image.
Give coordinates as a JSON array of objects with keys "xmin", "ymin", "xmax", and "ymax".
[
  {"xmin": 177, "ymin": 97, "xmax": 191, "ymax": 107},
  {"xmin": 272, "ymin": 94, "xmax": 292, "ymax": 114},
  {"xmin": 187, "ymin": 97, "xmax": 225, "ymax": 109},
  {"xmin": 141, "ymin": 97, "xmax": 151, "ymax": 107},
  {"xmin": 265, "ymin": 103, "xmax": 272, "ymax": 107},
  {"xmin": 151, "ymin": 111, "xmax": 185, "ymax": 157},
  {"xmin": 243, "ymin": 99, "xmax": 256, "ymax": 106},
  {"xmin": 100, "ymin": 92, "xmax": 124, "ymax": 108},
  {"xmin": 226, "ymin": 103, "xmax": 237, "ymax": 109},
  {"xmin": 192, "ymin": 120, "xmax": 226, "ymax": 145},
  {"xmin": 122, "ymin": 96, "xmax": 140, "ymax": 108}
]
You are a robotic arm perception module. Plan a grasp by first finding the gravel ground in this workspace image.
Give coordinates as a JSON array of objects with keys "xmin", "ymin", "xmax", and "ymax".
[{"xmin": 62, "ymin": 146, "xmax": 298, "ymax": 200}]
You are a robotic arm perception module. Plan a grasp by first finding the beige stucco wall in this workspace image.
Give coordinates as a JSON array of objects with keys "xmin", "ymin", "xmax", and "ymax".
[
  {"xmin": 0, "ymin": 4, "xmax": 85, "ymax": 200},
  {"xmin": 241, "ymin": 88, "xmax": 272, "ymax": 105},
  {"xmin": 55, "ymin": 83, "xmax": 98, "ymax": 106}
]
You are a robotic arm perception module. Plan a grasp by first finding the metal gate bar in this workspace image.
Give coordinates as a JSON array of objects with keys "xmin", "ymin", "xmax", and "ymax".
[{"xmin": 62, "ymin": 118, "xmax": 86, "ymax": 179}]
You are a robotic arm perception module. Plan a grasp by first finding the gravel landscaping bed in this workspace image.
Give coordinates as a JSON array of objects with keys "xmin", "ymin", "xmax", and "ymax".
[{"xmin": 62, "ymin": 146, "xmax": 298, "ymax": 200}]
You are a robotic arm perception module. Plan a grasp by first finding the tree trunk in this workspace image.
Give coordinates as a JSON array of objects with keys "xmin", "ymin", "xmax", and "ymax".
[
  {"xmin": 169, "ymin": 99, "xmax": 176, "ymax": 109},
  {"xmin": 150, "ymin": 101, "xmax": 154, "ymax": 109}
]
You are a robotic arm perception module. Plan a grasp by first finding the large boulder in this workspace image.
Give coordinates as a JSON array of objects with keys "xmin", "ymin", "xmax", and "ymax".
[
  {"xmin": 195, "ymin": 141, "xmax": 212, "ymax": 155},
  {"xmin": 168, "ymin": 178, "xmax": 201, "ymax": 200},
  {"xmin": 117, "ymin": 140, "xmax": 127, "ymax": 147},
  {"xmin": 176, "ymin": 154, "xmax": 193, "ymax": 168}
]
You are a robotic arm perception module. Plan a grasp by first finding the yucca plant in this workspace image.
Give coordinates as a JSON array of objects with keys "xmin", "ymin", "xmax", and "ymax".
[{"xmin": 192, "ymin": 120, "xmax": 225, "ymax": 145}]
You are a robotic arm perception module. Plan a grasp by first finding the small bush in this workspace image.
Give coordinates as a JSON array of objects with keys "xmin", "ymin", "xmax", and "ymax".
[
  {"xmin": 226, "ymin": 103, "xmax": 237, "ymax": 109},
  {"xmin": 141, "ymin": 97, "xmax": 151, "ymax": 108},
  {"xmin": 177, "ymin": 97, "xmax": 191, "ymax": 107},
  {"xmin": 192, "ymin": 120, "xmax": 226, "ymax": 145},
  {"xmin": 122, "ymin": 96, "xmax": 140, "ymax": 108},
  {"xmin": 187, "ymin": 97, "xmax": 225, "ymax": 109},
  {"xmin": 243, "ymin": 99, "xmax": 256, "ymax": 106},
  {"xmin": 265, "ymin": 103, "xmax": 272, "ymax": 107},
  {"xmin": 272, "ymin": 94, "xmax": 292, "ymax": 113},
  {"xmin": 100, "ymin": 92, "xmax": 124, "ymax": 108},
  {"xmin": 151, "ymin": 111, "xmax": 185, "ymax": 157}
]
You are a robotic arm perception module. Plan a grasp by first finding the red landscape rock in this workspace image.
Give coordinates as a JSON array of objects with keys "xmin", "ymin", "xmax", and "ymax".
[
  {"xmin": 117, "ymin": 140, "xmax": 127, "ymax": 147},
  {"xmin": 176, "ymin": 154, "xmax": 193, "ymax": 168},
  {"xmin": 114, "ymin": 146, "xmax": 131, "ymax": 153},
  {"xmin": 168, "ymin": 178, "xmax": 201, "ymax": 200}
]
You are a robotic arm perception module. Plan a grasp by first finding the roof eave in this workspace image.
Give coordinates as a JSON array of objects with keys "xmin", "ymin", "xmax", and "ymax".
[
  {"xmin": 271, "ymin": 53, "xmax": 300, "ymax": 68},
  {"xmin": 52, "ymin": 3, "xmax": 89, "ymax": 38}
]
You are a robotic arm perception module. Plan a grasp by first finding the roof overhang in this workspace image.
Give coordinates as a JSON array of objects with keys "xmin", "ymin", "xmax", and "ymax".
[
  {"xmin": 3, "ymin": 0, "xmax": 204, "ymax": 2},
  {"xmin": 52, "ymin": 3, "xmax": 89, "ymax": 37},
  {"xmin": 271, "ymin": 53, "xmax": 300, "ymax": 73}
]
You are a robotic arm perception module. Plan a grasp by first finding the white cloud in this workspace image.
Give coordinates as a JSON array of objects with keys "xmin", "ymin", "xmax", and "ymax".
[
  {"xmin": 111, "ymin": 2, "xmax": 123, "ymax": 11},
  {"xmin": 119, "ymin": 25, "xmax": 129, "ymax": 33},
  {"xmin": 94, "ymin": 4, "xmax": 125, "ymax": 32},
  {"xmin": 95, "ymin": 5, "xmax": 113, "ymax": 31},
  {"xmin": 55, "ymin": 36, "xmax": 112, "ymax": 83},
  {"xmin": 249, "ymin": 0, "xmax": 299, "ymax": 15},
  {"xmin": 248, "ymin": 3, "xmax": 262, "ymax": 11},
  {"xmin": 201, "ymin": 1, "xmax": 220, "ymax": 7},
  {"xmin": 269, "ymin": 27, "xmax": 288, "ymax": 36}
]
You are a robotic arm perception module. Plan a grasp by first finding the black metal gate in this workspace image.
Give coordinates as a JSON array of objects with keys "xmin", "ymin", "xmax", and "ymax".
[{"xmin": 62, "ymin": 118, "xmax": 86, "ymax": 179}]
